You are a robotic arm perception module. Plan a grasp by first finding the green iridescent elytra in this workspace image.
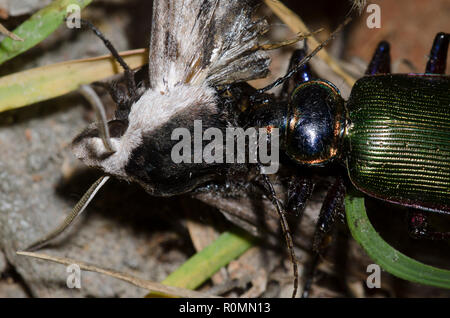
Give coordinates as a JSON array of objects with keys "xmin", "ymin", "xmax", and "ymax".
[{"xmin": 345, "ymin": 74, "xmax": 450, "ymax": 214}]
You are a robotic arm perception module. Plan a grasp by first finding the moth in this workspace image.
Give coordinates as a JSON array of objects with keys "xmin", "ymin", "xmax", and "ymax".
[{"xmin": 24, "ymin": 0, "xmax": 345, "ymax": 297}]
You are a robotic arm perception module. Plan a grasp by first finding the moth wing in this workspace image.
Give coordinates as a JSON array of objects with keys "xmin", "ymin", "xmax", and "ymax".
[{"xmin": 149, "ymin": 0, "xmax": 270, "ymax": 91}]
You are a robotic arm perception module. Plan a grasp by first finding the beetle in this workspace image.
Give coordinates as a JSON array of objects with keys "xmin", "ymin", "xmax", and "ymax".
[{"xmin": 242, "ymin": 32, "xmax": 450, "ymax": 296}]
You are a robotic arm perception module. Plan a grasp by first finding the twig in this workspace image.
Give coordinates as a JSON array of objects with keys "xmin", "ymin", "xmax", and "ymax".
[
  {"xmin": 0, "ymin": 23, "xmax": 23, "ymax": 41},
  {"xmin": 17, "ymin": 251, "xmax": 219, "ymax": 298},
  {"xmin": 264, "ymin": 0, "xmax": 356, "ymax": 86}
]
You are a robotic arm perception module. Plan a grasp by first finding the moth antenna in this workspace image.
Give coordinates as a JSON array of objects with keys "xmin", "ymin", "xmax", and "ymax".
[
  {"xmin": 258, "ymin": 168, "xmax": 299, "ymax": 298},
  {"xmin": 23, "ymin": 176, "xmax": 110, "ymax": 252},
  {"xmin": 79, "ymin": 85, "xmax": 115, "ymax": 153},
  {"xmin": 77, "ymin": 19, "xmax": 137, "ymax": 100},
  {"xmin": 255, "ymin": 17, "xmax": 352, "ymax": 94}
]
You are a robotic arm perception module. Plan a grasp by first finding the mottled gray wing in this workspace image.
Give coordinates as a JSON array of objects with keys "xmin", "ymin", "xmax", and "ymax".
[{"xmin": 148, "ymin": 0, "xmax": 270, "ymax": 91}]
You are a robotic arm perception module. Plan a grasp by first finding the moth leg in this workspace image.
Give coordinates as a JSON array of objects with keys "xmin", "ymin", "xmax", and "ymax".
[
  {"xmin": 408, "ymin": 210, "xmax": 450, "ymax": 241},
  {"xmin": 302, "ymin": 176, "xmax": 346, "ymax": 298},
  {"xmin": 286, "ymin": 173, "xmax": 315, "ymax": 218},
  {"xmin": 23, "ymin": 176, "xmax": 110, "ymax": 252},
  {"xmin": 366, "ymin": 41, "xmax": 391, "ymax": 75},
  {"xmin": 425, "ymin": 32, "xmax": 449, "ymax": 74},
  {"xmin": 280, "ymin": 47, "xmax": 313, "ymax": 100},
  {"xmin": 78, "ymin": 19, "xmax": 137, "ymax": 100}
]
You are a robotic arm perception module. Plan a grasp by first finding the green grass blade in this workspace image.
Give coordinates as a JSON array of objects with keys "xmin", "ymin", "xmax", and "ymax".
[
  {"xmin": 0, "ymin": 0, "xmax": 92, "ymax": 65},
  {"xmin": 146, "ymin": 229, "xmax": 256, "ymax": 297},
  {"xmin": 0, "ymin": 49, "xmax": 147, "ymax": 113},
  {"xmin": 346, "ymin": 193, "xmax": 450, "ymax": 289}
]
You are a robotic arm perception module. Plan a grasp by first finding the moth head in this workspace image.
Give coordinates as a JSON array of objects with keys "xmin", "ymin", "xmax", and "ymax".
[
  {"xmin": 72, "ymin": 84, "xmax": 226, "ymax": 196},
  {"xmin": 71, "ymin": 119, "xmax": 129, "ymax": 171}
]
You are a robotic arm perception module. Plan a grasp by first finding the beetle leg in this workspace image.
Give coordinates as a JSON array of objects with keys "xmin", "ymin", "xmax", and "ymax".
[
  {"xmin": 286, "ymin": 174, "xmax": 315, "ymax": 217},
  {"xmin": 408, "ymin": 210, "xmax": 450, "ymax": 240},
  {"xmin": 425, "ymin": 32, "xmax": 450, "ymax": 74},
  {"xmin": 302, "ymin": 176, "xmax": 346, "ymax": 298},
  {"xmin": 280, "ymin": 46, "xmax": 313, "ymax": 100},
  {"xmin": 366, "ymin": 41, "xmax": 391, "ymax": 75},
  {"xmin": 258, "ymin": 172, "xmax": 299, "ymax": 298},
  {"xmin": 312, "ymin": 177, "xmax": 346, "ymax": 254}
]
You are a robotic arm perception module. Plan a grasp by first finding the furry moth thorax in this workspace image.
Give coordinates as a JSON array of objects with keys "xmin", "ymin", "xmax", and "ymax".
[
  {"xmin": 73, "ymin": 83, "xmax": 230, "ymax": 196},
  {"xmin": 71, "ymin": 0, "xmax": 270, "ymax": 196}
]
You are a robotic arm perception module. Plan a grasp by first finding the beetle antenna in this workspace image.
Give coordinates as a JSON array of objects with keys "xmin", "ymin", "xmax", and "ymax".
[
  {"xmin": 255, "ymin": 17, "xmax": 352, "ymax": 94},
  {"xmin": 23, "ymin": 176, "xmax": 110, "ymax": 252},
  {"xmin": 79, "ymin": 85, "xmax": 115, "ymax": 153},
  {"xmin": 258, "ymin": 168, "xmax": 299, "ymax": 298},
  {"xmin": 77, "ymin": 19, "xmax": 137, "ymax": 100}
]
